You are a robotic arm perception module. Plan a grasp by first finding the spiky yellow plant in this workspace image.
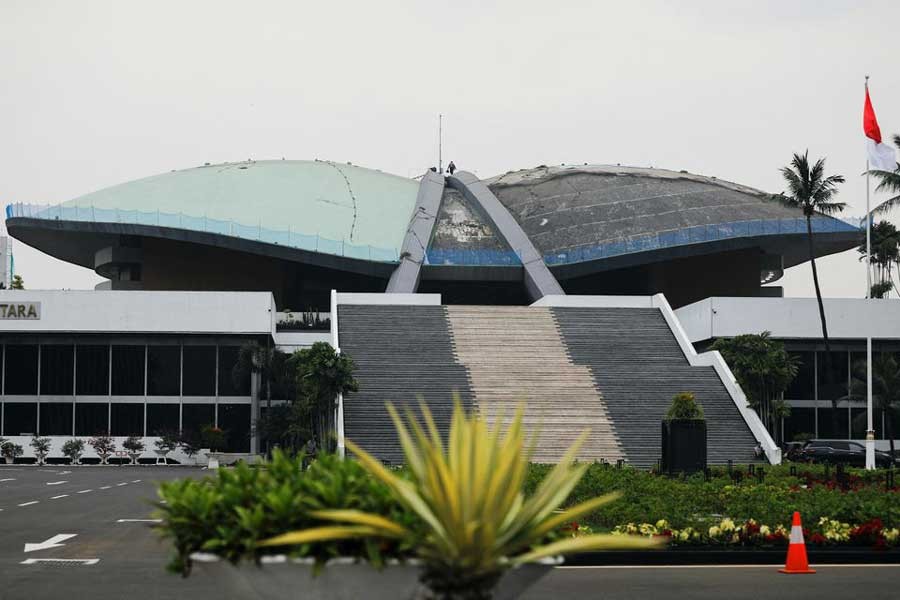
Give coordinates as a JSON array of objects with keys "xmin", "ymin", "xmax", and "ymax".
[{"xmin": 261, "ymin": 401, "xmax": 659, "ymax": 595}]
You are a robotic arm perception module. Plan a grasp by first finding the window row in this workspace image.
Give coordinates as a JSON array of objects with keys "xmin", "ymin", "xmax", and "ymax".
[
  {"xmin": 783, "ymin": 405, "xmax": 900, "ymax": 441},
  {"xmin": 0, "ymin": 402, "xmax": 250, "ymax": 452},
  {"xmin": 784, "ymin": 350, "xmax": 900, "ymax": 402},
  {"xmin": 0, "ymin": 344, "xmax": 250, "ymax": 397}
]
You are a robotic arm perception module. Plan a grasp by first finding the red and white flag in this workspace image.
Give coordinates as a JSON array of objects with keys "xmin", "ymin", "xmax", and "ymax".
[{"xmin": 864, "ymin": 84, "xmax": 896, "ymax": 171}]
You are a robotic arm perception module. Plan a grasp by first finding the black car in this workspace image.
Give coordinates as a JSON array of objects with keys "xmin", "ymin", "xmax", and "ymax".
[{"xmin": 799, "ymin": 440, "xmax": 896, "ymax": 468}]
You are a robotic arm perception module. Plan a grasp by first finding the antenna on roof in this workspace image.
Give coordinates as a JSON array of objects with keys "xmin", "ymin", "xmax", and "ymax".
[{"xmin": 438, "ymin": 114, "xmax": 443, "ymax": 174}]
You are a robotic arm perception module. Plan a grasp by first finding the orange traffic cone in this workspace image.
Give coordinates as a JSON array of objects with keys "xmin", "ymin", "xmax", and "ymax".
[{"xmin": 779, "ymin": 511, "xmax": 816, "ymax": 574}]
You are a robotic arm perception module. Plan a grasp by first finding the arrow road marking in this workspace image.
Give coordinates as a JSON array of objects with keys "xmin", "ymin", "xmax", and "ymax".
[
  {"xmin": 24, "ymin": 533, "xmax": 77, "ymax": 553},
  {"xmin": 46, "ymin": 481, "xmax": 67, "ymax": 486},
  {"xmin": 21, "ymin": 558, "xmax": 98, "ymax": 566},
  {"xmin": 18, "ymin": 501, "xmax": 38, "ymax": 507},
  {"xmin": 116, "ymin": 519, "xmax": 162, "ymax": 523}
]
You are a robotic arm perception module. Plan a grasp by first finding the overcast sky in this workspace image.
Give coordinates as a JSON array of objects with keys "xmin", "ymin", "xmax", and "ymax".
[{"xmin": 2, "ymin": 0, "xmax": 898, "ymax": 297}]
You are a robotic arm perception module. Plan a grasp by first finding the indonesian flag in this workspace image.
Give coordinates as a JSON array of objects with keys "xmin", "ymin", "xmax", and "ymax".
[{"xmin": 864, "ymin": 85, "xmax": 896, "ymax": 171}]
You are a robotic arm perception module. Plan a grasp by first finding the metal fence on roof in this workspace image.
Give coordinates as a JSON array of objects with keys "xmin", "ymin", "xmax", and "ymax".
[{"xmin": 5, "ymin": 203, "xmax": 401, "ymax": 263}]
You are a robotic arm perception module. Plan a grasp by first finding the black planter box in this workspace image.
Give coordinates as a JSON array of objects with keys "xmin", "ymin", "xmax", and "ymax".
[
  {"xmin": 567, "ymin": 547, "xmax": 900, "ymax": 566},
  {"xmin": 661, "ymin": 420, "xmax": 707, "ymax": 475}
]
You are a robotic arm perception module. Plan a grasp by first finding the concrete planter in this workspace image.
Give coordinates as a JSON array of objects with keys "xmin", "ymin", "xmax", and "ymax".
[
  {"xmin": 206, "ymin": 452, "xmax": 222, "ymax": 469},
  {"xmin": 154, "ymin": 450, "xmax": 169, "ymax": 465},
  {"xmin": 189, "ymin": 554, "xmax": 561, "ymax": 600},
  {"xmin": 661, "ymin": 420, "xmax": 707, "ymax": 475},
  {"xmin": 3, "ymin": 457, "xmax": 13, "ymax": 465}
]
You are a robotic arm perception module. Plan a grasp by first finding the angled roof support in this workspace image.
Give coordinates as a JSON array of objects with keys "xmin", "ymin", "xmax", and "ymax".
[
  {"xmin": 386, "ymin": 171, "xmax": 445, "ymax": 293},
  {"xmin": 447, "ymin": 171, "xmax": 564, "ymax": 301}
]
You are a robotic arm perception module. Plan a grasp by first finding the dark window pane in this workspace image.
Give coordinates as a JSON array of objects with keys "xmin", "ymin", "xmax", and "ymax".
[
  {"xmin": 40, "ymin": 402, "xmax": 74, "ymax": 435},
  {"xmin": 75, "ymin": 403, "xmax": 109, "ymax": 436},
  {"xmin": 784, "ymin": 407, "xmax": 815, "ymax": 442},
  {"xmin": 111, "ymin": 403, "xmax": 143, "ymax": 437},
  {"xmin": 817, "ymin": 351, "xmax": 849, "ymax": 403},
  {"xmin": 218, "ymin": 404, "xmax": 250, "ymax": 452},
  {"xmin": 851, "ymin": 408, "xmax": 869, "ymax": 440},
  {"xmin": 182, "ymin": 404, "xmax": 214, "ymax": 439},
  {"xmin": 3, "ymin": 402, "xmax": 37, "ymax": 435},
  {"xmin": 112, "ymin": 346, "xmax": 145, "ymax": 396},
  {"xmin": 148, "ymin": 346, "xmax": 180, "ymax": 396},
  {"xmin": 40, "ymin": 345, "xmax": 74, "ymax": 395},
  {"xmin": 5, "ymin": 345, "xmax": 38, "ymax": 395},
  {"xmin": 76, "ymin": 345, "xmax": 109, "ymax": 395},
  {"xmin": 182, "ymin": 346, "xmax": 216, "ymax": 396},
  {"xmin": 785, "ymin": 351, "xmax": 815, "ymax": 400},
  {"xmin": 147, "ymin": 404, "xmax": 179, "ymax": 436},
  {"xmin": 218, "ymin": 347, "xmax": 250, "ymax": 397},
  {"xmin": 817, "ymin": 407, "xmax": 850, "ymax": 439}
]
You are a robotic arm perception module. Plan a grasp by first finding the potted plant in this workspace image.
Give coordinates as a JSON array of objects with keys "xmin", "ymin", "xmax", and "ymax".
[
  {"xmin": 154, "ymin": 431, "xmax": 179, "ymax": 465},
  {"xmin": 178, "ymin": 430, "xmax": 201, "ymax": 465},
  {"xmin": 200, "ymin": 425, "xmax": 226, "ymax": 469},
  {"xmin": 1, "ymin": 440, "xmax": 24, "ymax": 464},
  {"xmin": 248, "ymin": 402, "xmax": 659, "ymax": 599},
  {"xmin": 30, "ymin": 436, "xmax": 51, "ymax": 466},
  {"xmin": 61, "ymin": 438, "xmax": 86, "ymax": 465},
  {"xmin": 89, "ymin": 434, "xmax": 116, "ymax": 465},
  {"xmin": 123, "ymin": 436, "xmax": 145, "ymax": 465},
  {"xmin": 661, "ymin": 392, "xmax": 707, "ymax": 475}
]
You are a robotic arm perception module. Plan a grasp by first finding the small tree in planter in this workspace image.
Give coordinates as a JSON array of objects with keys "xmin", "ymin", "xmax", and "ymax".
[
  {"xmin": 30, "ymin": 436, "xmax": 52, "ymax": 465},
  {"xmin": 662, "ymin": 392, "xmax": 707, "ymax": 475},
  {"xmin": 1, "ymin": 440, "xmax": 24, "ymax": 464},
  {"xmin": 178, "ymin": 430, "xmax": 201, "ymax": 465},
  {"xmin": 154, "ymin": 431, "xmax": 179, "ymax": 465},
  {"xmin": 201, "ymin": 425, "xmax": 227, "ymax": 469},
  {"xmin": 61, "ymin": 439, "xmax": 86, "ymax": 465},
  {"xmin": 123, "ymin": 436, "xmax": 145, "ymax": 465},
  {"xmin": 89, "ymin": 434, "xmax": 116, "ymax": 465}
]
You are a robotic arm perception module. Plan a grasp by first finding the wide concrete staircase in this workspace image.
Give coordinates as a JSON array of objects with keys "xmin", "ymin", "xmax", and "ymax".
[
  {"xmin": 445, "ymin": 306, "xmax": 623, "ymax": 463},
  {"xmin": 338, "ymin": 303, "xmax": 761, "ymax": 467}
]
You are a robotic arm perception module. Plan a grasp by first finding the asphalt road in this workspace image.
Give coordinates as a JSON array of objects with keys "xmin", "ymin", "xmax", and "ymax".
[{"xmin": 1, "ymin": 466, "xmax": 899, "ymax": 600}]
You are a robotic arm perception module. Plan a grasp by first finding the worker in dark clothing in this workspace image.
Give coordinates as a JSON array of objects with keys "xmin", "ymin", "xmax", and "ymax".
[{"xmin": 448, "ymin": 161, "xmax": 456, "ymax": 175}]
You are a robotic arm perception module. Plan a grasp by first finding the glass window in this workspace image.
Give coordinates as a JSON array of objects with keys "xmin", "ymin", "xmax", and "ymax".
[
  {"xmin": 40, "ymin": 402, "xmax": 74, "ymax": 435},
  {"xmin": 849, "ymin": 352, "xmax": 867, "ymax": 401},
  {"xmin": 816, "ymin": 351, "xmax": 849, "ymax": 404},
  {"xmin": 112, "ymin": 346, "xmax": 145, "ymax": 396},
  {"xmin": 148, "ymin": 346, "xmax": 180, "ymax": 396},
  {"xmin": 218, "ymin": 403, "xmax": 251, "ymax": 452},
  {"xmin": 182, "ymin": 404, "xmax": 215, "ymax": 439},
  {"xmin": 817, "ymin": 407, "xmax": 849, "ymax": 439},
  {"xmin": 3, "ymin": 402, "xmax": 37, "ymax": 435},
  {"xmin": 40, "ymin": 345, "xmax": 74, "ymax": 395},
  {"xmin": 785, "ymin": 351, "xmax": 815, "ymax": 400},
  {"xmin": 218, "ymin": 346, "xmax": 250, "ymax": 397},
  {"xmin": 850, "ymin": 408, "xmax": 868, "ymax": 439},
  {"xmin": 182, "ymin": 346, "xmax": 216, "ymax": 396},
  {"xmin": 147, "ymin": 403, "xmax": 179, "ymax": 436},
  {"xmin": 783, "ymin": 407, "xmax": 815, "ymax": 442},
  {"xmin": 76, "ymin": 345, "xmax": 109, "ymax": 395},
  {"xmin": 75, "ymin": 403, "xmax": 109, "ymax": 436},
  {"xmin": 5, "ymin": 345, "xmax": 38, "ymax": 395},
  {"xmin": 111, "ymin": 403, "xmax": 144, "ymax": 437}
]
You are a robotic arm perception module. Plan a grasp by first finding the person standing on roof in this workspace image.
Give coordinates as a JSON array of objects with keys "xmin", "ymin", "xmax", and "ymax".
[{"xmin": 447, "ymin": 161, "xmax": 456, "ymax": 175}]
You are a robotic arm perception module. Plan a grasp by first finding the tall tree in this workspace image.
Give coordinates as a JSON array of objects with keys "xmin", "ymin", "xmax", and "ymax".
[
  {"xmin": 777, "ymin": 151, "xmax": 846, "ymax": 434},
  {"xmin": 711, "ymin": 332, "xmax": 798, "ymax": 444},
  {"xmin": 857, "ymin": 220, "xmax": 899, "ymax": 298},
  {"xmin": 844, "ymin": 353, "xmax": 900, "ymax": 458},
  {"xmin": 868, "ymin": 134, "xmax": 900, "ymax": 216},
  {"xmin": 233, "ymin": 341, "xmax": 290, "ymax": 454}
]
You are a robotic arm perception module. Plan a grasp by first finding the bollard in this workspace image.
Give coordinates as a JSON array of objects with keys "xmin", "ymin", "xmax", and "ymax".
[
  {"xmin": 790, "ymin": 465, "xmax": 797, "ymax": 477},
  {"xmin": 616, "ymin": 459, "xmax": 624, "ymax": 469},
  {"xmin": 704, "ymin": 467, "xmax": 711, "ymax": 482},
  {"xmin": 749, "ymin": 464, "xmax": 756, "ymax": 475},
  {"xmin": 727, "ymin": 459, "xmax": 733, "ymax": 475},
  {"xmin": 756, "ymin": 467, "xmax": 765, "ymax": 484}
]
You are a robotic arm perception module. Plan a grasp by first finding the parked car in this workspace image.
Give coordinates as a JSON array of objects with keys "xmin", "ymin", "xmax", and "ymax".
[{"xmin": 798, "ymin": 439, "xmax": 896, "ymax": 468}]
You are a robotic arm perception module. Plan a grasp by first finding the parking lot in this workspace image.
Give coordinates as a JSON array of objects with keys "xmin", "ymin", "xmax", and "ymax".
[{"xmin": 2, "ymin": 466, "xmax": 899, "ymax": 600}]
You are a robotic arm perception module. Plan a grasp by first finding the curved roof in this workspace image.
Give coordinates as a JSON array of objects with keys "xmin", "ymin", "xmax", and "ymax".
[{"xmin": 60, "ymin": 160, "xmax": 420, "ymax": 254}]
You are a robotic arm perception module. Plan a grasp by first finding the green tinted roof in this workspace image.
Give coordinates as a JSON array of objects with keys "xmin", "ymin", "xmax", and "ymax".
[{"xmin": 62, "ymin": 160, "xmax": 419, "ymax": 251}]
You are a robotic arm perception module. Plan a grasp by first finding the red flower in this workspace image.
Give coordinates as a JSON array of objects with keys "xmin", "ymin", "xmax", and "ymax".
[{"xmin": 809, "ymin": 533, "xmax": 827, "ymax": 545}]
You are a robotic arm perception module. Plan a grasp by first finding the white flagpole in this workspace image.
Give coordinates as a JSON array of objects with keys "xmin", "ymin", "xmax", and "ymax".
[{"xmin": 864, "ymin": 75, "xmax": 875, "ymax": 470}]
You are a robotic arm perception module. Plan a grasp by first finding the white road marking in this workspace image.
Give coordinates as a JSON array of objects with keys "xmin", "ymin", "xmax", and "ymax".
[
  {"xmin": 21, "ymin": 558, "xmax": 98, "ymax": 566},
  {"xmin": 116, "ymin": 519, "xmax": 162, "ymax": 523},
  {"xmin": 131, "ymin": 479, "xmax": 141, "ymax": 483},
  {"xmin": 59, "ymin": 471, "xmax": 71, "ymax": 475},
  {"xmin": 46, "ymin": 481, "xmax": 68, "ymax": 486},
  {"xmin": 116, "ymin": 482, "xmax": 128, "ymax": 487},
  {"xmin": 51, "ymin": 494, "xmax": 69, "ymax": 500},
  {"xmin": 0, "ymin": 478, "xmax": 16, "ymax": 482},
  {"xmin": 77, "ymin": 489, "xmax": 93, "ymax": 494},
  {"xmin": 18, "ymin": 501, "xmax": 39, "ymax": 507},
  {"xmin": 99, "ymin": 486, "xmax": 111, "ymax": 490},
  {"xmin": 24, "ymin": 533, "xmax": 77, "ymax": 553}
]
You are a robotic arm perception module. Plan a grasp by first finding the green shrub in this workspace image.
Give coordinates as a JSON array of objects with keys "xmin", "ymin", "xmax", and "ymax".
[
  {"xmin": 155, "ymin": 450, "xmax": 416, "ymax": 575},
  {"xmin": 665, "ymin": 392, "xmax": 704, "ymax": 421}
]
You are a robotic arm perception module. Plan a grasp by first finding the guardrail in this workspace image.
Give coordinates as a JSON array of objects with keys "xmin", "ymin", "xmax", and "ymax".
[{"xmin": 6, "ymin": 203, "xmax": 400, "ymax": 263}]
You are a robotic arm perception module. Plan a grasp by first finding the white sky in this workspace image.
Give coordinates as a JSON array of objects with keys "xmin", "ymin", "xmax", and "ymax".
[{"xmin": 2, "ymin": 0, "xmax": 898, "ymax": 297}]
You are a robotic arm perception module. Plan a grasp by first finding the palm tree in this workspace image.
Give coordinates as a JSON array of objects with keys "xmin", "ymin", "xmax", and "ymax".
[
  {"xmin": 233, "ymin": 341, "xmax": 288, "ymax": 454},
  {"xmin": 868, "ymin": 134, "xmax": 900, "ymax": 216},
  {"xmin": 778, "ymin": 151, "xmax": 846, "ymax": 433},
  {"xmin": 845, "ymin": 354, "xmax": 900, "ymax": 458}
]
